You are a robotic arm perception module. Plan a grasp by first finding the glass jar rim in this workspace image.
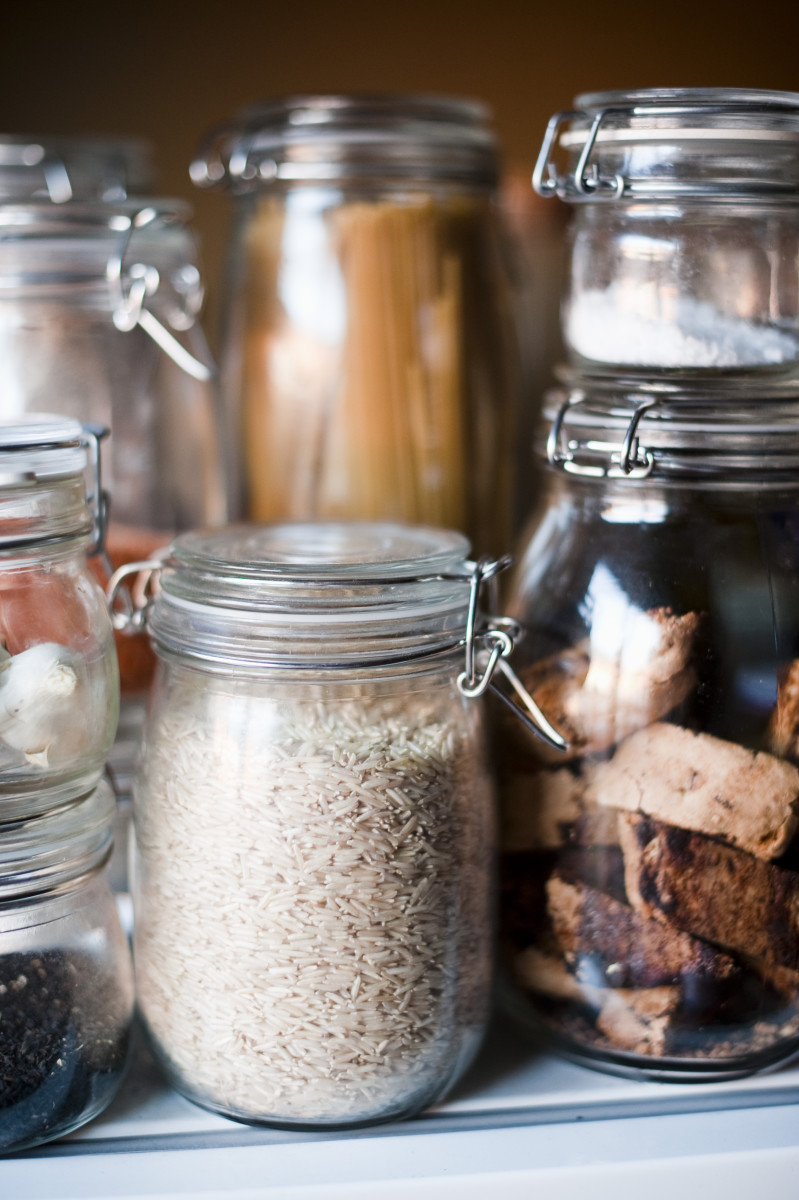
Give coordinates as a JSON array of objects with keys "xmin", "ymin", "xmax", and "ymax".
[
  {"xmin": 0, "ymin": 133, "xmax": 154, "ymax": 204},
  {"xmin": 0, "ymin": 414, "xmax": 102, "ymax": 552},
  {"xmin": 191, "ymin": 93, "xmax": 499, "ymax": 190},
  {"xmin": 542, "ymin": 380, "xmax": 799, "ymax": 481},
  {"xmin": 0, "ymin": 781, "xmax": 114, "ymax": 900},
  {"xmin": 147, "ymin": 521, "xmax": 477, "ymax": 668},
  {"xmin": 535, "ymin": 88, "xmax": 799, "ymax": 203},
  {"xmin": 0, "ymin": 198, "xmax": 198, "ymax": 293},
  {"xmin": 0, "ymin": 413, "xmax": 90, "ymax": 481},
  {"xmin": 574, "ymin": 87, "xmax": 799, "ymax": 117}
]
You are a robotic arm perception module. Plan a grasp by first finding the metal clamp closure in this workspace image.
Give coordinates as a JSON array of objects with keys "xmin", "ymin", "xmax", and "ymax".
[
  {"xmin": 107, "ymin": 206, "xmax": 214, "ymax": 382},
  {"xmin": 456, "ymin": 557, "xmax": 568, "ymax": 751},
  {"xmin": 190, "ymin": 125, "xmax": 274, "ymax": 189},
  {"xmin": 80, "ymin": 424, "xmax": 111, "ymax": 568},
  {"xmin": 533, "ymin": 108, "xmax": 626, "ymax": 201},
  {"xmin": 106, "ymin": 558, "xmax": 164, "ymax": 633},
  {"xmin": 534, "ymin": 99, "xmax": 799, "ymax": 203},
  {"xmin": 547, "ymin": 395, "xmax": 657, "ymax": 480}
]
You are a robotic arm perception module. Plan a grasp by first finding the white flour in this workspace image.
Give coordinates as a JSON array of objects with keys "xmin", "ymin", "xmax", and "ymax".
[{"xmin": 566, "ymin": 285, "xmax": 799, "ymax": 368}]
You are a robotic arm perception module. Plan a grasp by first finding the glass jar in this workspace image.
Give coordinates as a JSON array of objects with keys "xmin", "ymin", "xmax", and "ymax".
[
  {"xmin": 0, "ymin": 415, "xmax": 118, "ymax": 816},
  {"xmin": 192, "ymin": 95, "xmax": 523, "ymax": 555},
  {"xmin": 116, "ymin": 521, "xmax": 508, "ymax": 1127},
  {"xmin": 0, "ymin": 134, "xmax": 154, "ymax": 203},
  {"xmin": 0, "ymin": 780, "xmax": 134, "ymax": 1152},
  {"xmin": 533, "ymin": 89, "xmax": 799, "ymax": 375},
  {"xmin": 498, "ymin": 380, "xmax": 799, "ymax": 1080}
]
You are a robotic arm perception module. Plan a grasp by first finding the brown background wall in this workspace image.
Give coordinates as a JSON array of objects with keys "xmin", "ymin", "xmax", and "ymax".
[{"xmin": 2, "ymin": 0, "xmax": 798, "ymax": 319}]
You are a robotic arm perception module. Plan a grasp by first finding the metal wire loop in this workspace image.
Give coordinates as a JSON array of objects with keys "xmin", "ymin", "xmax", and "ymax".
[
  {"xmin": 106, "ymin": 206, "xmax": 214, "ymax": 382},
  {"xmin": 106, "ymin": 559, "xmax": 164, "ymax": 634}
]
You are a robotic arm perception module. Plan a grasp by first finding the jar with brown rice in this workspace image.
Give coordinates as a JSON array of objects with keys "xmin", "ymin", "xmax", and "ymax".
[{"xmin": 116, "ymin": 522, "xmax": 510, "ymax": 1127}]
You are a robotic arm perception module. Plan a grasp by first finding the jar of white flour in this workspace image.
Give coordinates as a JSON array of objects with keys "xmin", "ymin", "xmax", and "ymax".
[{"xmin": 534, "ymin": 88, "xmax": 799, "ymax": 375}]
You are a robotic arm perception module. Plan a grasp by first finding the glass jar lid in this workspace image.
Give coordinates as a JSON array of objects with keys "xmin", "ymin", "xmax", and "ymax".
[
  {"xmin": 0, "ymin": 415, "xmax": 89, "ymax": 482},
  {"xmin": 0, "ymin": 414, "xmax": 104, "ymax": 551},
  {"xmin": 146, "ymin": 521, "xmax": 475, "ymax": 668},
  {"xmin": 191, "ymin": 94, "xmax": 499, "ymax": 190},
  {"xmin": 0, "ymin": 780, "xmax": 115, "ymax": 900},
  {"xmin": 534, "ymin": 88, "xmax": 799, "ymax": 202},
  {"xmin": 0, "ymin": 134, "xmax": 154, "ymax": 204},
  {"xmin": 0, "ymin": 199, "xmax": 196, "ymax": 298},
  {"xmin": 0, "ymin": 200, "xmax": 212, "ymax": 381},
  {"xmin": 543, "ymin": 376, "xmax": 799, "ymax": 482}
]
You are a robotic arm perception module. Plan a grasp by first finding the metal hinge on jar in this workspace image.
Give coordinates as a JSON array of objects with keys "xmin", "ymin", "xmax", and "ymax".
[
  {"xmin": 107, "ymin": 205, "xmax": 215, "ymax": 382},
  {"xmin": 107, "ymin": 552, "xmax": 568, "ymax": 752},
  {"xmin": 533, "ymin": 98, "xmax": 799, "ymax": 203},
  {"xmin": 547, "ymin": 394, "xmax": 657, "ymax": 480},
  {"xmin": 456, "ymin": 556, "xmax": 568, "ymax": 752}
]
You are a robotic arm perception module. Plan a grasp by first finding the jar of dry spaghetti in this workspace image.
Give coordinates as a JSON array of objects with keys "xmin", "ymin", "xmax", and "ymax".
[
  {"xmin": 192, "ymin": 96, "xmax": 524, "ymax": 555},
  {"xmin": 114, "ymin": 522, "xmax": 512, "ymax": 1127}
]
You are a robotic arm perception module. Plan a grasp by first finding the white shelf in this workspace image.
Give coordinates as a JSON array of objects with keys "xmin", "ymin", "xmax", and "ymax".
[{"xmin": 4, "ymin": 1023, "xmax": 799, "ymax": 1199}]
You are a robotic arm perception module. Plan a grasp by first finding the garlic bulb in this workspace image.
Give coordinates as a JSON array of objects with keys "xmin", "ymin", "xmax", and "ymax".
[{"xmin": 0, "ymin": 642, "xmax": 81, "ymax": 767}]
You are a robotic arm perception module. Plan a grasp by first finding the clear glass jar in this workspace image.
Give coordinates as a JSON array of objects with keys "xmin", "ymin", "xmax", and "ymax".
[
  {"xmin": 121, "ymin": 522, "xmax": 501, "ymax": 1127},
  {"xmin": 192, "ymin": 95, "xmax": 523, "ymax": 556},
  {"xmin": 0, "ymin": 134, "xmax": 154, "ymax": 203},
  {"xmin": 0, "ymin": 780, "xmax": 134, "ymax": 1152},
  {"xmin": 499, "ymin": 381, "xmax": 799, "ymax": 1080},
  {"xmin": 533, "ymin": 89, "xmax": 799, "ymax": 375},
  {"xmin": 0, "ymin": 416, "xmax": 118, "ymax": 816},
  {"xmin": 0, "ymin": 200, "xmax": 227, "ymax": 699}
]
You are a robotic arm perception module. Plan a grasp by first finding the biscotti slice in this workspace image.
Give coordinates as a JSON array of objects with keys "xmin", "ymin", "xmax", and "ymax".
[
  {"xmin": 620, "ymin": 812, "xmax": 799, "ymax": 972},
  {"xmin": 516, "ymin": 607, "xmax": 698, "ymax": 764},
  {"xmin": 546, "ymin": 875, "xmax": 740, "ymax": 990},
  {"xmin": 769, "ymin": 659, "xmax": 799, "ymax": 760},
  {"xmin": 586, "ymin": 722, "xmax": 799, "ymax": 860}
]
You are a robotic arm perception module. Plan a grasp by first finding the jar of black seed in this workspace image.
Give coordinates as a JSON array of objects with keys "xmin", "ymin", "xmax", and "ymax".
[{"xmin": 0, "ymin": 780, "xmax": 134, "ymax": 1152}]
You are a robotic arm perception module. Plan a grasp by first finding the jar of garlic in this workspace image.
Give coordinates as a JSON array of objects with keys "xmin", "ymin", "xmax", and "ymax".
[{"xmin": 0, "ymin": 415, "xmax": 119, "ymax": 817}]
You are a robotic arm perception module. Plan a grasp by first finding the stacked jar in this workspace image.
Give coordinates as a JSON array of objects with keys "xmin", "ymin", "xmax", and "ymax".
[
  {"xmin": 0, "ymin": 135, "xmax": 228, "ymax": 887},
  {"xmin": 498, "ymin": 89, "xmax": 799, "ymax": 1079},
  {"xmin": 0, "ymin": 416, "xmax": 133, "ymax": 1151}
]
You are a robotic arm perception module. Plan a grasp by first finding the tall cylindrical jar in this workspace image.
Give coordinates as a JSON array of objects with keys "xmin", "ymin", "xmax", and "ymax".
[
  {"xmin": 192, "ymin": 95, "xmax": 523, "ymax": 556},
  {"xmin": 499, "ymin": 381, "xmax": 799, "ymax": 1080},
  {"xmin": 119, "ymin": 522, "xmax": 502, "ymax": 1127},
  {"xmin": 533, "ymin": 88, "xmax": 799, "ymax": 377},
  {"xmin": 0, "ymin": 200, "xmax": 226, "ymax": 698},
  {"xmin": 0, "ymin": 415, "xmax": 118, "ymax": 816},
  {"xmin": 0, "ymin": 780, "xmax": 134, "ymax": 1152}
]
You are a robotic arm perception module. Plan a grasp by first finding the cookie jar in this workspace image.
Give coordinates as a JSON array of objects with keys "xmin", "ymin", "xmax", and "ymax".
[
  {"xmin": 191, "ymin": 95, "xmax": 523, "ymax": 555},
  {"xmin": 109, "ymin": 521, "xmax": 557, "ymax": 1127},
  {"xmin": 498, "ymin": 380, "xmax": 799, "ymax": 1080},
  {"xmin": 0, "ymin": 780, "xmax": 134, "ymax": 1152},
  {"xmin": 533, "ymin": 88, "xmax": 799, "ymax": 375},
  {"xmin": 0, "ymin": 415, "xmax": 118, "ymax": 817}
]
